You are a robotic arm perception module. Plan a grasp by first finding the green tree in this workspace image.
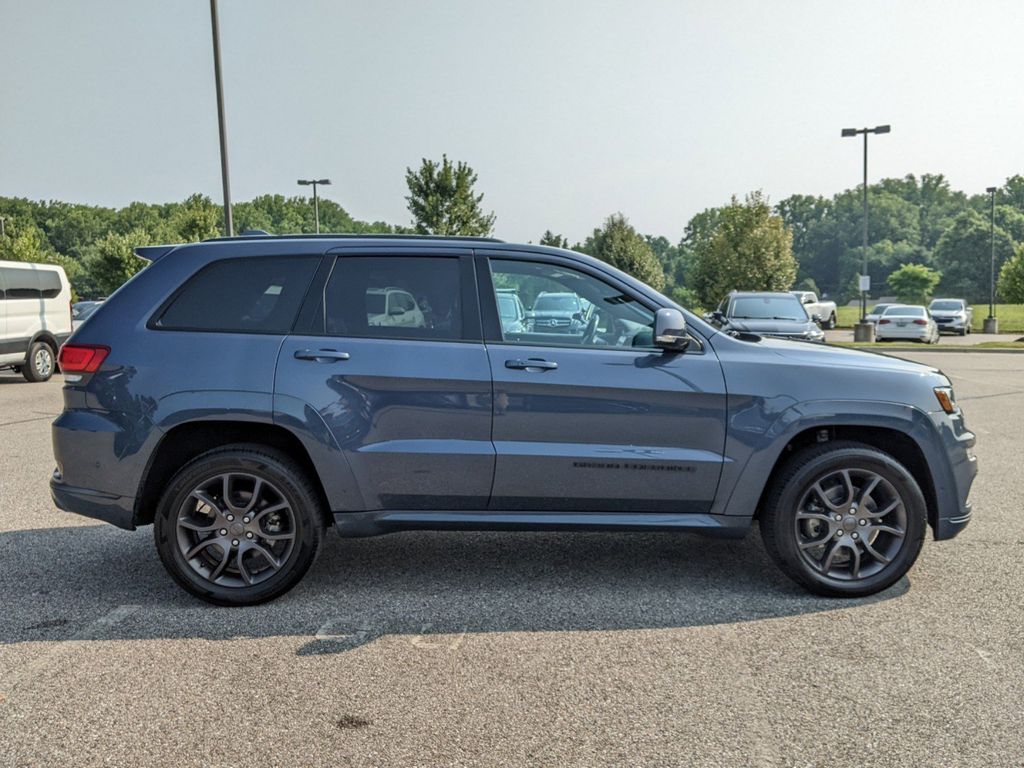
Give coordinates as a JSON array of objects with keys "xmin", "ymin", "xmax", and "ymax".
[
  {"xmin": 539, "ymin": 230, "xmax": 568, "ymax": 248},
  {"xmin": 405, "ymin": 155, "xmax": 495, "ymax": 236},
  {"xmin": 580, "ymin": 213, "xmax": 665, "ymax": 291},
  {"xmin": 82, "ymin": 230, "xmax": 150, "ymax": 296},
  {"xmin": 933, "ymin": 210, "xmax": 1016, "ymax": 300},
  {"xmin": 886, "ymin": 263, "xmax": 942, "ymax": 304},
  {"xmin": 998, "ymin": 243, "xmax": 1024, "ymax": 303},
  {"xmin": 690, "ymin": 192, "xmax": 797, "ymax": 308},
  {"xmin": 168, "ymin": 194, "xmax": 221, "ymax": 242}
]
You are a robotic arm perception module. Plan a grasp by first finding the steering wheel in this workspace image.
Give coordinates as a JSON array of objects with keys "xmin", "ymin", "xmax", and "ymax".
[{"xmin": 581, "ymin": 313, "xmax": 600, "ymax": 345}]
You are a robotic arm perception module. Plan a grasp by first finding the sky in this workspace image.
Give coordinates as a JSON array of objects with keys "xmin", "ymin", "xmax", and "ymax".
[{"xmin": 1, "ymin": 0, "xmax": 1021, "ymax": 243}]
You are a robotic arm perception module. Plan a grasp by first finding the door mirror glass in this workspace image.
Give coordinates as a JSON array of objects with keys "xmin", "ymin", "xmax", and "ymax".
[{"xmin": 654, "ymin": 308, "xmax": 689, "ymax": 352}]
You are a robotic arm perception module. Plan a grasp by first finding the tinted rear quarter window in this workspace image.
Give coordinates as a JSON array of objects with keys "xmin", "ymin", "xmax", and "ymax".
[{"xmin": 156, "ymin": 256, "xmax": 319, "ymax": 333}]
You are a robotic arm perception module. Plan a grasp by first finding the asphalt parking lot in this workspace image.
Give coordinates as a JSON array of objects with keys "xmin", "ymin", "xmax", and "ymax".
[{"xmin": 1, "ymin": 352, "xmax": 1022, "ymax": 767}]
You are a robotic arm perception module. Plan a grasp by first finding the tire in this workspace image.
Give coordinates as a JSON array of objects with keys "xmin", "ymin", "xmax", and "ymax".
[
  {"xmin": 154, "ymin": 444, "xmax": 325, "ymax": 606},
  {"xmin": 827, "ymin": 312, "xmax": 837, "ymax": 330},
  {"xmin": 958, "ymin": 327, "xmax": 967, "ymax": 337},
  {"xmin": 22, "ymin": 341, "xmax": 55, "ymax": 382},
  {"xmin": 759, "ymin": 441, "xmax": 927, "ymax": 597}
]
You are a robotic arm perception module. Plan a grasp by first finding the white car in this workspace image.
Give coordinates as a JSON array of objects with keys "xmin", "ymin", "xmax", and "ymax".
[
  {"xmin": 0, "ymin": 260, "xmax": 73, "ymax": 382},
  {"xmin": 366, "ymin": 287, "xmax": 425, "ymax": 328},
  {"xmin": 876, "ymin": 305, "xmax": 939, "ymax": 344},
  {"xmin": 928, "ymin": 298, "xmax": 973, "ymax": 336}
]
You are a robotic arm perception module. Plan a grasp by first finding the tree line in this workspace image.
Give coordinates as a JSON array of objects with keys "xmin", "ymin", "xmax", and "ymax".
[{"xmin": 2, "ymin": 158, "xmax": 1024, "ymax": 307}]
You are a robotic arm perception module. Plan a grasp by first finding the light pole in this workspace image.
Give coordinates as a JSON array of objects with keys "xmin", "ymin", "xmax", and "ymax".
[
  {"xmin": 984, "ymin": 186, "xmax": 999, "ymax": 333},
  {"xmin": 209, "ymin": 0, "xmax": 233, "ymax": 236},
  {"xmin": 842, "ymin": 124, "xmax": 890, "ymax": 342},
  {"xmin": 297, "ymin": 179, "xmax": 331, "ymax": 233}
]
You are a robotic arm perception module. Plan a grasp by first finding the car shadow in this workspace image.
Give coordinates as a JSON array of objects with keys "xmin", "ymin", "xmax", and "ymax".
[{"xmin": 0, "ymin": 523, "xmax": 908, "ymax": 653}]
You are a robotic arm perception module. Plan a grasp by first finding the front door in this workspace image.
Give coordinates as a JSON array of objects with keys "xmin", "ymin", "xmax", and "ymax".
[
  {"xmin": 480, "ymin": 253, "xmax": 727, "ymax": 513},
  {"xmin": 275, "ymin": 252, "xmax": 494, "ymax": 510}
]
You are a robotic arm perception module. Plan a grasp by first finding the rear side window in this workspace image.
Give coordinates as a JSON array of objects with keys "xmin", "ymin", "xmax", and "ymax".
[
  {"xmin": 323, "ymin": 256, "xmax": 463, "ymax": 341},
  {"xmin": 156, "ymin": 256, "xmax": 319, "ymax": 333},
  {"xmin": 0, "ymin": 266, "xmax": 63, "ymax": 299}
]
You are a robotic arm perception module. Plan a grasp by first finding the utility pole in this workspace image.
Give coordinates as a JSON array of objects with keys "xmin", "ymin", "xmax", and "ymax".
[
  {"xmin": 209, "ymin": 0, "xmax": 233, "ymax": 236},
  {"xmin": 984, "ymin": 186, "xmax": 999, "ymax": 333}
]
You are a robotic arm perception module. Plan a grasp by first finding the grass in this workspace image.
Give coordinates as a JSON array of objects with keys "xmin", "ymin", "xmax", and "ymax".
[
  {"xmin": 831, "ymin": 340, "xmax": 1024, "ymax": 351},
  {"xmin": 835, "ymin": 304, "xmax": 1024, "ymax": 332}
]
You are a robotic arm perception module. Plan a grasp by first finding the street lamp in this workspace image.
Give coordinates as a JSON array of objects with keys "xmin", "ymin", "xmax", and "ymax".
[
  {"xmin": 297, "ymin": 179, "xmax": 332, "ymax": 234},
  {"xmin": 842, "ymin": 124, "xmax": 890, "ymax": 342},
  {"xmin": 985, "ymin": 186, "xmax": 999, "ymax": 333}
]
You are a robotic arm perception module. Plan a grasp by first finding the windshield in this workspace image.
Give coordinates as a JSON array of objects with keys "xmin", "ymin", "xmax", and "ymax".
[
  {"xmin": 929, "ymin": 300, "xmax": 963, "ymax": 311},
  {"xmin": 534, "ymin": 295, "xmax": 580, "ymax": 312},
  {"xmin": 73, "ymin": 303, "xmax": 100, "ymax": 320},
  {"xmin": 883, "ymin": 306, "xmax": 925, "ymax": 317},
  {"xmin": 870, "ymin": 304, "xmax": 891, "ymax": 315},
  {"xmin": 729, "ymin": 295, "xmax": 807, "ymax": 321},
  {"xmin": 497, "ymin": 294, "xmax": 519, "ymax": 319}
]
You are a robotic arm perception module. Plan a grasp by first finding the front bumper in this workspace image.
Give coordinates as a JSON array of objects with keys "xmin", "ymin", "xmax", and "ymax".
[
  {"xmin": 929, "ymin": 410, "xmax": 977, "ymax": 540},
  {"xmin": 50, "ymin": 471, "xmax": 137, "ymax": 530},
  {"xmin": 934, "ymin": 317, "xmax": 969, "ymax": 333}
]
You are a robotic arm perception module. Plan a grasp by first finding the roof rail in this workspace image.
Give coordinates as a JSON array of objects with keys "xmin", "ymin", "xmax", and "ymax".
[{"xmin": 201, "ymin": 232, "xmax": 505, "ymax": 243}]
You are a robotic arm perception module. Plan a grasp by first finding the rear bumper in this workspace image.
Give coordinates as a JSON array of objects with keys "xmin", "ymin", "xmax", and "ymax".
[{"xmin": 50, "ymin": 471, "xmax": 137, "ymax": 530}]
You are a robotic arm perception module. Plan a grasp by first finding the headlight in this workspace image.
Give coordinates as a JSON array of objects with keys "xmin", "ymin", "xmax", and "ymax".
[{"xmin": 934, "ymin": 386, "xmax": 957, "ymax": 414}]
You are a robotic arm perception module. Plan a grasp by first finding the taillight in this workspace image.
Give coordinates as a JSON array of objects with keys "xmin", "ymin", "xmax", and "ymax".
[
  {"xmin": 58, "ymin": 344, "xmax": 110, "ymax": 373},
  {"xmin": 879, "ymin": 319, "xmax": 890, "ymax": 324},
  {"xmin": 913, "ymin": 319, "xmax": 927, "ymax": 326}
]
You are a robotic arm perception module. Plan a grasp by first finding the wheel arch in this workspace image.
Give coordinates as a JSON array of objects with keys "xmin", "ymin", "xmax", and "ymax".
[
  {"xmin": 134, "ymin": 420, "xmax": 333, "ymax": 527},
  {"xmin": 753, "ymin": 425, "xmax": 938, "ymax": 531},
  {"xmin": 714, "ymin": 400, "xmax": 946, "ymax": 534}
]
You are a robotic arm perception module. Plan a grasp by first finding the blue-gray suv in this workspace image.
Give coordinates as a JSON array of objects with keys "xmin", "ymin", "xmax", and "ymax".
[{"xmin": 51, "ymin": 234, "xmax": 977, "ymax": 605}]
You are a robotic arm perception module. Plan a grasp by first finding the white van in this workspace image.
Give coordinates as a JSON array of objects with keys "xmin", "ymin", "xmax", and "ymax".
[{"xmin": 0, "ymin": 260, "xmax": 73, "ymax": 382}]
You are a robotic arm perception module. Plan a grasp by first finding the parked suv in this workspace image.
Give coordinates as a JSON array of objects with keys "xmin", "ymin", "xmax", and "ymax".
[
  {"xmin": 51, "ymin": 235, "xmax": 976, "ymax": 605},
  {"xmin": 707, "ymin": 291, "xmax": 825, "ymax": 342}
]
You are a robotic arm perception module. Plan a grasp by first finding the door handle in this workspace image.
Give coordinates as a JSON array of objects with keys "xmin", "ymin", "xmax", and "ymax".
[
  {"xmin": 294, "ymin": 349, "xmax": 351, "ymax": 362},
  {"xmin": 505, "ymin": 358, "xmax": 558, "ymax": 371}
]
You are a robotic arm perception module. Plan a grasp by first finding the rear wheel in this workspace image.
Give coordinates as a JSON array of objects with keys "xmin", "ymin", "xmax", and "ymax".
[
  {"xmin": 826, "ymin": 312, "xmax": 837, "ymax": 330},
  {"xmin": 154, "ymin": 444, "xmax": 325, "ymax": 605},
  {"xmin": 22, "ymin": 341, "xmax": 55, "ymax": 382},
  {"xmin": 759, "ymin": 441, "xmax": 926, "ymax": 597}
]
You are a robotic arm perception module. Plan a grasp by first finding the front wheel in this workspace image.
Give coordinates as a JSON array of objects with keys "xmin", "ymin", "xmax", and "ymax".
[
  {"xmin": 759, "ymin": 441, "xmax": 926, "ymax": 597},
  {"xmin": 154, "ymin": 444, "xmax": 325, "ymax": 606},
  {"xmin": 826, "ymin": 312, "xmax": 837, "ymax": 330}
]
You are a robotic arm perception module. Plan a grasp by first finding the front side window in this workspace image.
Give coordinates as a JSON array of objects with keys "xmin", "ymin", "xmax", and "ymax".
[
  {"xmin": 324, "ymin": 256, "xmax": 462, "ymax": 341},
  {"xmin": 156, "ymin": 256, "xmax": 319, "ymax": 333},
  {"xmin": 489, "ymin": 259, "xmax": 655, "ymax": 349}
]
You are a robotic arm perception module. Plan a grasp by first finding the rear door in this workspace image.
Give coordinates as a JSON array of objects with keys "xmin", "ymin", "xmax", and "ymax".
[
  {"xmin": 275, "ymin": 249, "xmax": 494, "ymax": 511},
  {"xmin": 478, "ymin": 251, "xmax": 728, "ymax": 513}
]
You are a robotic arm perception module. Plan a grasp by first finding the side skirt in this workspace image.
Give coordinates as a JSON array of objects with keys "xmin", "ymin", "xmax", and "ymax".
[{"xmin": 332, "ymin": 510, "xmax": 751, "ymax": 539}]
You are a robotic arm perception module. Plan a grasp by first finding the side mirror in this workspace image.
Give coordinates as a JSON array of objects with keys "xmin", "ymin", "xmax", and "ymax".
[
  {"xmin": 654, "ymin": 308, "xmax": 690, "ymax": 352},
  {"xmin": 389, "ymin": 307, "xmax": 405, "ymax": 316}
]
